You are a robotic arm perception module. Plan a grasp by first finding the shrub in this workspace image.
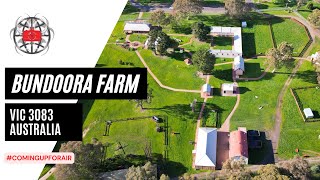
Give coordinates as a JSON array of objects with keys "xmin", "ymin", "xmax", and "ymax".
[
  {"xmin": 307, "ymin": 2, "xmax": 314, "ymax": 10},
  {"xmin": 311, "ymin": 165, "xmax": 320, "ymax": 174}
]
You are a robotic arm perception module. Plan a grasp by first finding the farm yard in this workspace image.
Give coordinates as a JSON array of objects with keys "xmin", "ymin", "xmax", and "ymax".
[
  {"xmin": 278, "ymin": 61, "xmax": 320, "ymax": 159},
  {"xmin": 43, "ymin": 1, "xmax": 320, "ymax": 179}
]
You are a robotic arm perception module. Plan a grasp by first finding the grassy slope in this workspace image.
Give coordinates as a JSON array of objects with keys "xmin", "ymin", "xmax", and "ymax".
[
  {"xmin": 84, "ymin": 44, "xmax": 203, "ymax": 176},
  {"xmin": 278, "ymin": 61, "xmax": 320, "ymax": 159},
  {"xmin": 242, "ymin": 20, "xmax": 274, "ymax": 56},
  {"xmin": 231, "ymin": 60, "xmax": 291, "ymax": 131},
  {"xmin": 271, "ymin": 18, "xmax": 310, "ymax": 56},
  {"xmin": 139, "ymin": 49, "xmax": 205, "ymax": 90}
]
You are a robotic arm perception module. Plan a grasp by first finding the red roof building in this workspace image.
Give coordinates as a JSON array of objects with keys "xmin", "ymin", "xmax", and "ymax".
[{"xmin": 229, "ymin": 127, "xmax": 248, "ymax": 164}]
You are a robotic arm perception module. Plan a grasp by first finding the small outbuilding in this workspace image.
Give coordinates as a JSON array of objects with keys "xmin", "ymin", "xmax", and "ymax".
[
  {"xmin": 202, "ymin": 84, "xmax": 211, "ymax": 96},
  {"xmin": 234, "ymin": 56, "xmax": 245, "ymax": 76},
  {"xmin": 303, "ymin": 108, "xmax": 314, "ymax": 119},
  {"xmin": 221, "ymin": 83, "xmax": 237, "ymax": 96},
  {"xmin": 241, "ymin": 21, "xmax": 247, "ymax": 28},
  {"xmin": 124, "ymin": 22, "xmax": 151, "ymax": 34}
]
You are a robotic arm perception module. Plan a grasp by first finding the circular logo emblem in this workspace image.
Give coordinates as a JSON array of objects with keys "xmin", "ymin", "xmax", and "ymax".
[{"xmin": 11, "ymin": 15, "xmax": 54, "ymax": 55}]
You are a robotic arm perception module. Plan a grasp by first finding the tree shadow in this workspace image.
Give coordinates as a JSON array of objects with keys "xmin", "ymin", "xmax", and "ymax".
[
  {"xmin": 166, "ymin": 52, "xmax": 191, "ymax": 61},
  {"xmin": 213, "ymin": 68, "xmax": 233, "ymax": 82},
  {"xmin": 248, "ymin": 131, "xmax": 275, "ymax": 165},
  {"xmin": 243, "ymin": 63, "xmax": 263, "ymax": 77},
  {"xmin": 312, "ymin": 111, "xmax": 320, "ymax": 119},
  {"xmin": 294, "ymin": 70, "xmax": 317, "ymax": 84},
  {"xmin": 202, "ymin": 0, "xmax": 224, "ymax": 7},
  {"xmin": 96, "ymin": 64, "xmax": 107, "ymax": 67}
]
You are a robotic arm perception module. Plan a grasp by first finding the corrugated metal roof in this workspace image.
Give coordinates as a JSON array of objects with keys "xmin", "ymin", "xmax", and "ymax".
[
  {"xmin": 124, "ymin": 22, "xmax": 150, "ymax": 32},
  {"xmin": 194, "ymin": 128, "xmax": 217, "ymax": 167},
  {"xmin": 234, "ymin": 56, "xmax": 245, "ymax": 71},
  {"xmin": 229, "ymin": 130, "xmax": 248, "ymax": 159}
]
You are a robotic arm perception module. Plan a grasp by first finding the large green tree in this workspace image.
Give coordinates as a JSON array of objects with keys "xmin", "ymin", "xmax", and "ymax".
[
  {"xmin": 192, "ymin": 22, "xmax": 210, "ymax": 41},
  {"xmin": 172, "ymin": 0, "xmax": 203, "ymax": 20},
  {"xmin": 150, "ymin": 9, "xmax": 169, "ymax": 27},
  {"xmin": 125, "ymin": 161, "xmax": 157, "ymax": 180},
  {"xmin": 148, "ymin": 29, "xmax": 171, "ymax": 55},
  {"xmin": 266, "ymin": 42, "xmax": 294, "ymax": 70},
  {"xmin": 253, "ymin": 164, "xmax": 289, "ymax": 180},
  {"xmin": 225, "ymin": 0, "xmax": 248, "ymax": 19},
  {"xmin": 55, "ymin": 141, "xmax": 104, "ymax": 180},
  {"xmin": 308, "ymin": 9, "xmax": 320, "ymax": 26},
  {"xmin": 192, "ymin": 47, "xmax": 215, "ymax": 74}
]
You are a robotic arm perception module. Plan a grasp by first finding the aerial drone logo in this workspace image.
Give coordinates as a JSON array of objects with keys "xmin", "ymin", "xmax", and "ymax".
[{"xmin": 10, "ymin": 14, "xmax": 54, "ymax": 55}]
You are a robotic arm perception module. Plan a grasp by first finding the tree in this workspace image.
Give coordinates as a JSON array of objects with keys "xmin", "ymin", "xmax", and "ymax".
[
  {"xmin": 172, "ymin": 0, "xmax": 203, "ymax": 20},
  {"xmin": 192, "ymin": 22, "xmax": 210, "ymax": 41},
  {"xmin": 55, "ymin": 141, "xmax": 104, "ymax": 180},
  {"xmin": 125, "ymin": 161, "xmax": 157, "ymax": 180},
  {"xmin": 225, "ymin": 0, "xmax": 248, "ymax": 19},
  {"xmin": 135, "ymin": 87, "xmax": 153, "ymax": 110},
  {"xmin": 266, "ymin": 42, "xmax": 294, "ymax": 71},
  {"xmin": 311, "ymin": 165, "xmax": 320, "ymax": 174},
  {"xmin": 148, "ymin": 29, "xmax": 171, "ymax": 55},
  {"xmin": 160, "ymin": 174, "xmax": 170, "ymax": 180},
  {"xmin": 307, "ymin": 1, "xmax": 314, "ymax": 10},
  {"xmin": 279, "ymin": 156, "xmax": 311, "ymax": 180},
  {"xmin": 308, "ymin": 9, "xmax": 320, "ymax": 26},
  {"xmin": 150, "ymin": 9, "xmax": 169, "ymax": 27},
  {"xmin": 192, "ymin": 47, "xmax": 215, "ymax": 74},
  {"xmin": 253, "ymin": 164, "xmax": 290, "ymax": 180},
  {"xmin": 221, "ymin": 159, "xmax": 251, "ymax": 180}
]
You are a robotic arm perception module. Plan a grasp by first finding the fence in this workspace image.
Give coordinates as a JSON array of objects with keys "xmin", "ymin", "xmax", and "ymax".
[{"xmin": 290, "ymin": 86, "xmax": 320, "ymax": 122}]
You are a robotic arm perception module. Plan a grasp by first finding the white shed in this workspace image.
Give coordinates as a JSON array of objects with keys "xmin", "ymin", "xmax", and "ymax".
[
  {"xmin": 221, "ymin": 83, "xmax": 237, "ymax": 96},
  {"xmin": 202, "ymin": 84, "xmax": 211, "ymax": 96},
  {"xmin": 234, "ymin": 56, "xmax": 245, "ymax": 76},
  {"xmin": 242, "ymin": 21, "xmax": 247, "ymax": 28},
  {"xmin": 303, "ymin": 108, "xmax": 314, "ymax": 119}
]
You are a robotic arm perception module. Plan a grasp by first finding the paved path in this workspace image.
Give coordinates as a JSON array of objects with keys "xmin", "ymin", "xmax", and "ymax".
[
  {"xmin": 39, "ymin": 167, "xmax": 56, "ymax": 180},
  {"xmin": 270, "ymin": 59, "xmax": 303, "ymax": 158},
  {"xmin": 135, "ymin": 51, "xmax": 201, "ymax": 93}
]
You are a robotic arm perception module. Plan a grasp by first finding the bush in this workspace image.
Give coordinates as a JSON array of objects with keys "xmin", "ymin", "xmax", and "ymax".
[
  {"xmin": 307, "ymin": 2, "xmax": 314, "ymax": 10},
  {"xmin": 311, "ymin": 165, "xmax": 320, "ymax": 174}
]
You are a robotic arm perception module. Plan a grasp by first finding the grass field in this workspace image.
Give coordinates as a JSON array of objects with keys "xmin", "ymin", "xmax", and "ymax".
[
  {"xmin": 242, "ymin": 19, "xmax": 274, "ymax": 56},
  {"xmin": 309, "ymin": 37, "xmax": 320, "ymax": 55},
  {"xmin": 212, "ymin": 36, "xmax": 233, "ymax": 50},
  {"xmin": 271, "ymin": 18, "xmax": 310, "ymax": 56},
  {"xmin": 278, "ymin": 61, "xmax": 320, "ymax": 159},
  {"xmin": 171, "ymin": 35, "xmax": 192, "ymax": 46},
  {"xmin": 83, "ymin": 43, "xmax": 209, "ymax": 176},
  {"xmin": 183, "ymin": 39, "xmax": 211, "ymax": 52},
  {"xmin": 215, "ymin": 57, "xmax": 233, "ymax": 64},
  {"xmin": 139, "ymin": 49, "xmax": 205, "ymax": 90},
  {"xmin": 242, "ymin": 58, "xmax": 268, "ymax": 78},
  {"xmin": 295, "ymin": 87, "xmax": 320, "ymax": 118},
  {"xmin": 129, "ymin": 34, "xmax": 148, "ymax": 43},
  {"xmin": 230, "ymin": 59, "xmax": 291, "ymax": 131}
]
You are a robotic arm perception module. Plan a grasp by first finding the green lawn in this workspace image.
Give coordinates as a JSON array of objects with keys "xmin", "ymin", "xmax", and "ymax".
[
  {"xmin": 39, "ymin": 165, "xmax": 54, "ymax": 178},
  {"xmin": 139, "ymin": 49, "xmax": 205, "ymax": 90},
  {"xmin": 212, "ymin": 36, "xmax": 233, "ymax": 50},
  {"xmin": 231, "ymin": 62, "xmax": 292, "ymax": 131},
  {"xmin": 278, "ymin": 61, "xmax": 320, "ymax": 159},
  {"xmin": 271, "ymin": 18, "xmax": 310, "ymax": 56},
  {"xmin": 295, "ymin": 87, "xmax": 320, "ymax": 118},
  {"xmin": 215, "ymin": 57, "xmax": 234, "ymax": 64},
  {"xmin": 241, "ymin": 58, "xmax": 268, "ymax": 78},
  {"xmin": 108, "ymin": 22, "xmax": 126, "ymax": 43},
  {"xmin": 129, "ymin": 34, "xmax": 148, "ymax": 43},
  {"xmin": 242, "ymin": 19, "xmax": 274, "ymax": 56},
  {"xmin": 171, "ymin": 36, "xmax": 192, "ymax": 46},
  {"xmin": 83, "ymin": 43, "xmax": 210, "ymax": 176},
  {"xmin": 309, "ymin": 37, "xmax": 320, "ymax": 55},
  {"xmin": 183, "ymin": 39, "xmax": 211, "ymax": 52}
]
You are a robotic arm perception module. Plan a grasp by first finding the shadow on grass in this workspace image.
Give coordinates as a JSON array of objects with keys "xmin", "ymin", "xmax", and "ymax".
[
  {"xmin": 238, "ymin": 87, "xmax": 251, "ymax": 94},
  {"xmin": 248, "ymin": 131, "xmax": 275, "ymax": 165},
  {"xmin": 166, "ymin": 52, "xmax": 191, "ymax": 61},
  {"xmin": 213, "ymin": 68, "xmax": 233, "ymax": 82},
  {"xmin": 294, "ymin": 70, "xmax": 317, "ymax": 84},
  {"xmin": 242, "ymin": 33, "xmax": 257, "ymax": 57}
]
